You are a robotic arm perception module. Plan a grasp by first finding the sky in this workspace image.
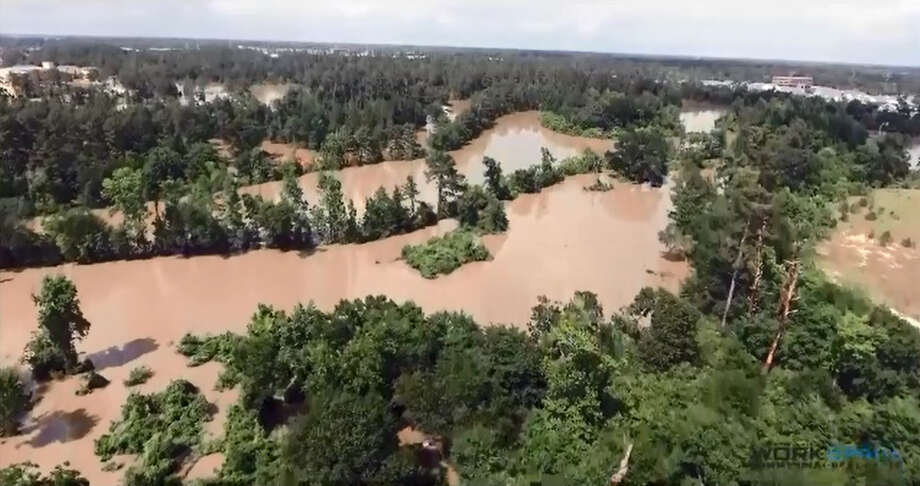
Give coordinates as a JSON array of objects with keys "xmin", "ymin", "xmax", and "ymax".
[{"xmin": 1, "ymin": 0, "xmax": 919, "ymax": 66}]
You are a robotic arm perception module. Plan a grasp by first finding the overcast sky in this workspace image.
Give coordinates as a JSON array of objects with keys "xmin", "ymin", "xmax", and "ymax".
[{"xmin": 1, "ymin": 0, "xmax": 919, "ymax": 66}]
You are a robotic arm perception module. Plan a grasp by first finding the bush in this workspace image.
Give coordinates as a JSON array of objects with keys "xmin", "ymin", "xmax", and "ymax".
[
  {"xmin": 879, "ymin": 231, "xmax": 893, "ymax": 246},
  {"xmin": 76, "ymin": 371, "xmax": 110, "ymax": 396},
  {"xmin": 865, "ymin": 211, "xmax": 878, "ymax": 221},
  {"xmin": 177, "ymin": 332, "xmax": 238, "ymax": 366},
  {"xmin": 94, "ymin": 380, "xmax": 211, "ymax": 484},
  {"xmin": 402, "ymin": 230, "xmax": 491, "ymax": 278},
  {"xmin": 559, "ymin": 149, "xmax": 604, "ymax": 176},
  {"xmin": 124, "ymin": 366, "xmax": 154, "ymax": 387},
  {"xmin": 858, "ymin": 197, "xmax": 869, "ymax": 207},
  {"xmin": 0, "ymin": 463, "xmax": 89, "ymax": 486},
  {"xmin": 584, "ymin": 178, "xmax": 614, "ymax": 192},
  {"xmin": 456, "ymin": 186, "xmax": 508, "ymax": 234},
  {"xmin": 902, "ymin": 237, "xmax": 915, "ymax": 248},
  {"xmin": 0, "ymin": 368, "xmax": 29, "ymax": 436},
  {"xmin": 21, "ymin": 332, "xmax": 67, "ymax": 380}
]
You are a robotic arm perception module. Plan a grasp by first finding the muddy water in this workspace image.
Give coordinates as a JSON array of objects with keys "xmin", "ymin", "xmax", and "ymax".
[
  {"xmin": 243, "ymin": 111, "xmax": 613, "ymax": 210},
  {"xmin": 818, "ymin": 189, "xmax": 920, "ymax": 323},
  {"xmin": 249, "ymin": 83, "xmax": 295, "ymax": 106},
  {"xmin": 680, "ymin": 104, "xmax": 726, "ymax": 133},
  {"xmin": 1, "ymin": 112, "xmax": 672, "ymax": 482},
  {"xmin": 0, "ymin": 171, "xmax": 682, "ymax": 482}
]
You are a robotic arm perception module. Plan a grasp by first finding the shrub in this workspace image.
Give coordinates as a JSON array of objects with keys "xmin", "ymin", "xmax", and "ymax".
[
  {"xmin": 76, "ymin": 371, "xmax": 110, "ymax": 396},
  {"xmin": 402, "ymin": 230, "xmax": 491, "ymax": 278},
  {"xmin": 21, "ymin": 332, "xmax": 67, "ymax": 380},
  {"xmin": 124, "ymin": 366, "xmax": 153, "ymax": 387},
  {"xmin": 865, "ymin": 211, "xmax": 877, "ymax": 221},
  {"xmin": 0, "ymin": 368, "xmax": 29, "ymax": 436},
  {"xmin": 902, "ymin": 237, "xmax": 915, "ymax": 248},
  {"xmin": 0, "ymin": 463, "xmax": 89, "ymax": 486},
  {"xmin": 858, "ymin": 197, "xmax": 869, "ymax": 207},
  {"xmin": 177, "ymin": 332, "xmax": 238, "ymax": 366},
  {"xmin": 584, "ymin": 178, "xmax": 614, "ymax": 192},
  {"xmin": 95, "ymin": 380, "xmax": 211, "ymax": 484},
  {"xmin": 879, "ymin": 231, "xmax": 893, "ymax": 247}
]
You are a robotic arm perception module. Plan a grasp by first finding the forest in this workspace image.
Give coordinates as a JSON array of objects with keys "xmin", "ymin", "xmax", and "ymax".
[{"xmin": 1, "ymin": 41, "xmax": 920, "ymax": 486}]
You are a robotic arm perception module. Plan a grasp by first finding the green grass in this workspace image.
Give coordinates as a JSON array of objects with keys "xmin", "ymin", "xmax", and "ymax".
[{"xmin": 402, "ymin": 230, "xmax": 491, "ymax": 278}]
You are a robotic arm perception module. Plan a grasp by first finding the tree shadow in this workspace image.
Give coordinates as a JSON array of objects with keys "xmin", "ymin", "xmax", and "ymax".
[
  {"xmin": 18, "ymin": 408, "xmax": 99, "ymax": 448},
  {"xmin": 86, "ymin": 337, "xmax": 159, "ymax": 371}
]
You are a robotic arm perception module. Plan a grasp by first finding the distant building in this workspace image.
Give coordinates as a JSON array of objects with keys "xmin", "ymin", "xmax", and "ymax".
[
  {"xmin": 41, "ymin": 61, "xmax": 55, "ymax": 70},
  {"xmin": 772, "ymin": 75, "xmax": 813, "ymax": 88}
]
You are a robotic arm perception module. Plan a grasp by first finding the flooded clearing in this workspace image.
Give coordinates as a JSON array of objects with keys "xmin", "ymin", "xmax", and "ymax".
[
  {"xmin": 260, "ymin": 140, "xmax": 317, "ymax": 167},
  {"xmin": 243, "ymin": 111, "xmax": 613, "ymax": 209},
  {"xmin": 680, "ymin": 103, "xmax": 727, "ymax": 133},
  {"xmin": 249, "ymin": 82, "xmax": 295, "ymax": 106},
  {"xmin": 0, "ymin": 111, "xmax": 681, "ymax": 483},
  {"xmin": 818, "ymin": 189, "xmax": 920, "ymax": 323}
]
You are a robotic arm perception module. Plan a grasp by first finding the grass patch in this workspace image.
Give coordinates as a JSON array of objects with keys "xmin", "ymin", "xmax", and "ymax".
[
  {"xmin": 402, "ymin": 230, "xmax": 490, "ymax": 278},
  {"xmin": 123, "ymin": 365, "xmax": 153, "ymax": 387}
]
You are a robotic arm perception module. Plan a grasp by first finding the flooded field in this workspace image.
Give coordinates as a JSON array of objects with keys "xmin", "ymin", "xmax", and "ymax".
[
  {"xmin": 243, "ymin": 111, "xmax": 613, "ymax": 210},
  {"xmin": 680, "ymin": 103, "xmax": 727, "ymax": 133},
  {"xmin": 818, "ymin": 189, "xmax": 920, "ymax": 324},
  {"xmin": 0, "ymin": 172, "xmax": 681, "ymax": 482},
  {"xmin": 249, "ymin": 83, "xmax": 295, "ymax": 106},
  {"xmin": 0, "ymin": 111, "xmax": 681, "ymax": 483}
]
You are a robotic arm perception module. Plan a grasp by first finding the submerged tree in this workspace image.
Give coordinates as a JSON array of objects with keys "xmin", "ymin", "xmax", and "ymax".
[
  {"xmin": 606, "ymin": 126, "xmax": 671, "ymax": 186},
  {"xmin": 482, "ymin": 156, "xmax": 511, "ymax": 200},
  {"xmin": 425, "ymin": 150, "xmax": 466, "ymax": 217},
  {"xmin": 0, "ymin": 367, "xmax": 29, "ymax": 436},
  {"xmin": 25, "ymin": 275, "xmax": 91, "ymax": 373}
]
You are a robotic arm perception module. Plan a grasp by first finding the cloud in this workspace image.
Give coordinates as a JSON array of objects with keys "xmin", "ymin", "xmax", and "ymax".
[{"xmin": 0, "ymin": 0, "xmax": 918, "ymax": 65}]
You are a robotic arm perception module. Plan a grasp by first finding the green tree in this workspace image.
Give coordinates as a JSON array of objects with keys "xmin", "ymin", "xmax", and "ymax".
[
  {"xmin": 607, "ymin": 126, "xmax": 671, "ymax": 186},
  {"xmin": 279, "ymin": 389, "xmax": 398, "ymax": 486},
  {"xmin": 29, "ymin": 275, "xmax": 91, "ymax": 370},
  {"xmin": 402, "ymin": 176, "xmax": 420, "ymax": 215},
  {"xmin": 425, "ymin": 150, "xmax": 466, "ymax": 217},
  {"xmin": 482, "ymin": 156, "xmax": 511, "ymax": 200},
  {"xmin": 102, "ymin": 166, "xmax": 147, "ymax": 244},
  {"xmin": 313, "ymin": 173, "xmax": 349, "ymax": 243},
  {"xmin": 0, "ymin": 367, "xmax": 29, "ymax": 436},
  {"xmin": 632, "ymin": 288, "xmax": 701, "ymax": 371},
  {"xmin": 142, "ymin": 146, "xmax": 184, "ymax": 216}
]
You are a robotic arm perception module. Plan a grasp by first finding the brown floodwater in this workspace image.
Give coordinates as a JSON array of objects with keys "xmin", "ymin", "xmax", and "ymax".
[
  {"xmin": 818, "ymin": 190, "xmax": 920, "ymax": 325},
  {"xmin": 0, "ymin": 113, "xmax": 681, "ymax": 484},
  {"xmin": 242, "ymin": 111, "xmax": 613, "ymax": 211},
  {"xmin": 679, "ymin": 105, "xmax": 726, "ymax": 133}
]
